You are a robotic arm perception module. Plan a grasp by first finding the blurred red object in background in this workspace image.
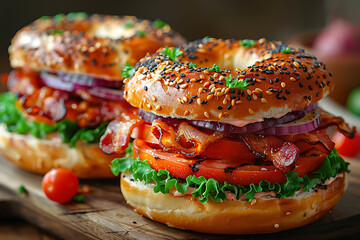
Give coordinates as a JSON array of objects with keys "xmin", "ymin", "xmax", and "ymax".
[{"xmin": 332, "ymin": 131, "xmax": 360, "ymax": 158}]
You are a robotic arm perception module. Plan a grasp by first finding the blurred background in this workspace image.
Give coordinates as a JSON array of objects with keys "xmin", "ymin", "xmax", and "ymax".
[{"xmin": 1, "ymin": 0, "xmax": 360, "ymax": 63}]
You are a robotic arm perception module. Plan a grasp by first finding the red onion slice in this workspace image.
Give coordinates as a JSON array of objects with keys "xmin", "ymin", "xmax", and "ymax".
[
  {"xmin": 253, "ymin": 110, "xmax": 321, "ymax": 135},
  {"xmin": 88, "ymin": 87, "xmax": 124, "ymax": 101},
  {"xmin": 138, "ymin": 109, "xmax": 307, "ymax": 133},
  {"xmin": 302, "ymin": 103, "xmax": 317, "ymax": 111},
  {"xmin": 40, "ymin": 72, "xmax": 78, "ymax": 92},
  {"xmin": 58, "ymin": 72, "xmax": 122, "ymax": 88},
  {"xmin": 188, "ymin": 111, "xmax": 305, "ymax": 133},
  {"xmin": 40, "ymin": 72, "xmax": 122, "ymax": 92}
]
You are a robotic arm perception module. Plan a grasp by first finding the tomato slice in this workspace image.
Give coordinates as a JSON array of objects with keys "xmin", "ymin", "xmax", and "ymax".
[
  {"xmin": 201, "ymin": 138, "xmax": 258, "ymax": 160},
  {"xmin": 138, "ymin": 124, "xmax": 258, "ymax": 161},
  {"xmin": 133, "ymin": 139, "xmax": 287, "ymax": 185}
]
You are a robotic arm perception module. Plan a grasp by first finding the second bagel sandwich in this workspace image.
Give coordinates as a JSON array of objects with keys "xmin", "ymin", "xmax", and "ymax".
[{"xmin": 0, "ymin": 13, "xmax": 185, "ymax": 178}]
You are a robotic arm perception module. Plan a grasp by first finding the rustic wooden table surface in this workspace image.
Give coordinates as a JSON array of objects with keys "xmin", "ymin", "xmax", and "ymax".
[{"xmin": 0, "ymin": 154, "xmax": 359, "ymax": 240}]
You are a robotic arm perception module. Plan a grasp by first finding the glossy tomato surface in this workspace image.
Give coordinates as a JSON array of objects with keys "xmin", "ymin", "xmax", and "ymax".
[
  {"xmin": 42, "ymin": 168, "xmax": 79, "ymax": 203},
  {"xmin": 332, "ymin": 131, "xmax": 360, "ymax": 157},
  {"xmin": 133, "ymin": 139, "xmax": 287, "ymax": 185}
]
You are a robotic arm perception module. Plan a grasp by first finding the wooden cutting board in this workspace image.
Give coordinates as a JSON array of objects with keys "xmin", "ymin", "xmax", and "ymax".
[{"xmin": 0, "ymin": 156, "xmax": 359, "ymax": 240}]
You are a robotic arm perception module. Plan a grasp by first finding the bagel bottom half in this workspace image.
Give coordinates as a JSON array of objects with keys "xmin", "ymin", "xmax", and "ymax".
[
  {"xmin": 121, "ymin": 171, "xmax": 346, "ymax": 234},
  {"xmin": 0, "ymin": 124, "xmax": 117, "ymax": 178}
]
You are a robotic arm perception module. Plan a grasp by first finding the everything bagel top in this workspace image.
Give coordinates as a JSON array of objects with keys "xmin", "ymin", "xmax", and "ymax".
[
  {"xmin": 9, "ymin": 13, "xmax": 186, "ymax": 80},
  {"xmin": 123, "ymin": 38, "xmax": 333, "ymax": 125}
]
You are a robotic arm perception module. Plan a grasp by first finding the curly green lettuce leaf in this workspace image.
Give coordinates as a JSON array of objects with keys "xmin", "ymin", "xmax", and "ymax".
[
  {"xmin": 110, "ymin": 146, "xmax": 349, "ymax": 204},
  {"xmin": 0, "ymin": 92, "xmax": 108, "ymax": 147}
]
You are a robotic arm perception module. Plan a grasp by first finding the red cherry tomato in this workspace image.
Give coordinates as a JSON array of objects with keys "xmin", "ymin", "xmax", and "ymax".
[
  {"xmin": 332, "ymin": 131, "xmax": 360, "ymax": 158},
  {"xmin": 42, "ymin": 168, "xmax": 79, "ymax": 203}
]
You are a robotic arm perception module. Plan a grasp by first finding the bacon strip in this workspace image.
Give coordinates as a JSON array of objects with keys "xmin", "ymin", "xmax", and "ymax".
[
  {"xmin": 318, "ymin": 108, "xmax": 356, "ymax": 139},
  {"xmin": 280, "ymin": 129, "xmax": 335, "ymax": 154},
  {"xmin": 100, "ymin": 109, "xmax": 144, "ymax": 154},
  {"xmin": 294, "ymin": 149, "xmax": 328, "ymax": 177},
  {"xmin": 151, "ymin": 119, "xmax": 224, "ymax": 157},
  {"xmin": 240, "ymin": 134, "xmax": 299, "ymax": 172},
  {"xmin": 8, "ymin": 70, "xmax": 131, "ymax": 127}
]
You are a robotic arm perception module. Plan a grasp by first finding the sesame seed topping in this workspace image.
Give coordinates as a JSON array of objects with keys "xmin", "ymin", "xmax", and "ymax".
[
  {"xmin": 204, "ymin": 112, "xmax": 210, "ymax": 118},
  {"xmin": 249, "ymin": 108, "xmax": 254, "ymax": 115},
  {"xmin": 290, "ymin": 77, "xmax": 296, "ymax": 81},
  {"xmin": 274, "ymin": 224, "xmax": 279, "ymax": 229},
  {"xmin": 261, "ymin": 98, "xmax": 267, "ymax": 103},
  {"xmin": 281, "ymin": 82, "xmax": 286, "ymax": 88}
]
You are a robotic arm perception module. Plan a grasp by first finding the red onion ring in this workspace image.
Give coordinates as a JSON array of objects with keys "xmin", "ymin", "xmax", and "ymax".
[
  {"xmin": 188, "ymin": 111, "xmax": 304, "ymax": 133},
  {"xmin": 58, "ymin": 72, "xmax": 122, "ymax": 88},
  {"xmin": 40, "ymin": 72, "xmax": 122, "ymax": 92},
  {"xmin": 138, "ymin": 105, "xmax": 317, "ymax": 134},
  {"xmin": 40, "ymin": 72, "xmax": 78, "ymax": 92},
  {"xmin": 253, "ymin": 110, "xmax": 321, "ymax": 135},
  {"xmin": 88, "ymin": 87, "xmax": 124, "ymax": 101}
]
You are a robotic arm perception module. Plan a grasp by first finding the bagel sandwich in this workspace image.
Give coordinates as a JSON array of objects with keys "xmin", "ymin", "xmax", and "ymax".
[
  {"xmin": 102, "ymin": 38, "xmax": 356, "ymax": 234},
  {"xmin": 0, "ymin": 13, "xmax": 185, "ymax": 178}
]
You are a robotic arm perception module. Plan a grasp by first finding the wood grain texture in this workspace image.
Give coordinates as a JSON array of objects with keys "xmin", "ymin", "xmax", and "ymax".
[
  {"xmin": 0, "ymin": 156, "xmax": 359, "ymax": 240},
  {"xmin": 0, "ymin": 219, "xmax": 59, "ymax": 240}
]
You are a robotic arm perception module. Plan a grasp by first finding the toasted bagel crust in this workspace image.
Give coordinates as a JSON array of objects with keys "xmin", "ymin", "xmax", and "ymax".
[
  {"xmin": 9, "ymin": 14, "xmax": 185, "ymax": 80},
  {"xmin": 124, "ymin": 38, "xmax": 333, "ymax": 123},
  {"xmin": 0, "ymin": 124, "xmax": 119, "ymax": 178},
  {"xmin": 121, "ymin": 171, "xmax": 346, "ymax": 234}
]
